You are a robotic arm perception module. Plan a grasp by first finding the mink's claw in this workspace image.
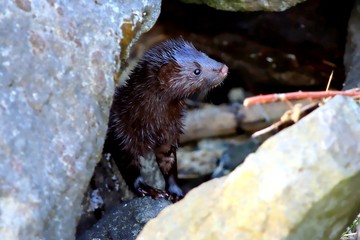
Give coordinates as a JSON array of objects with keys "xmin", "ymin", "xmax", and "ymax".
[
  {"xmin": 168, "ymin": 193, "xmax": 184, "ymax": 203},
  {"xmin": 166, "ymin": 183, "xmax": 184, "ymax": 202}
]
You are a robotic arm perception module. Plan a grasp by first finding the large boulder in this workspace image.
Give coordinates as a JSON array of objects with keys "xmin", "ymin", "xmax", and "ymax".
[
  {"xmin": 138, "ymin": 96, "xmax": 360, "ymax": 240},
  {"xmin": 0, "ymin": 0, "xmax": 160, "ymax": 239}
]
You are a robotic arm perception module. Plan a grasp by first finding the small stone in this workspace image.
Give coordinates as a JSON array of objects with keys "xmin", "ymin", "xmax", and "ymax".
[
  {"xmin": 180, "ymin": 0, "xmax": 307, "ymax": 12},
  {"xmin": 79, "ymin": 197, "xmax": 171, "ymax": 240}
]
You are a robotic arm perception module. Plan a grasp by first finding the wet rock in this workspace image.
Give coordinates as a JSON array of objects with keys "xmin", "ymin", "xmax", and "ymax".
[
  {"xmin": 0, "ymin": 0, "xmax": 160, "ymax": 239},
  {"xmin": 78, "ymin": 197, "xmax": 171, "ymax": 240},
  {"xmin": 180, "ymin": 105, "xmax": 237, "ymax": 143},
  {"xmin": 78, "ymin": 153, "xmax": 166, "ymax": 237},
  {"xmin": 138, "ymin": 96, "xmax": 360, "ymax": 240},
  {"xmin": 343, "ymin": 1, "xmax": 360, "ymax": 90},
  {"xmin": 211, "ymin": 138, "xmax": 261, "ymax": 178},
  {"xmin": 181, "ymin": 0, "xmax": 307, "ymax": 11},
  {"xmin": 177, "ymin": 148, "xmax": 221, "ymax": 178},
  {"xmin": 177, "ymin": 138, "xmax": 229, "ymax": 179},
  {"xmin": 228, "ymin": 87, "xmax": 247, "ymax": 103}
]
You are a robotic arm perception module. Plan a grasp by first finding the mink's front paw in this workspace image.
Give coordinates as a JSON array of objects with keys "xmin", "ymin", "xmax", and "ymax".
[
  {"xmin": 167, "ymin": 184, "xmax": 184, "ymax": 203},
  {"xmin": 134, "ymin": 182, "xmax": 170, "ymax": 200}
]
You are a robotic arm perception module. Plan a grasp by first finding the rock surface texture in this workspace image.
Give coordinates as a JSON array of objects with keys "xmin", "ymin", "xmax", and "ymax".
[
  {"xmin": 343, "ymin": 0, "xmax": 360, "ymax": 90},
  {"xmin": 79, "ymin": 197, "xmax": 171, "ymax": 240},
  {"xmin": 181, "ymin": 0, "xmax": 307, "ymax": 11},
  {"xmin": 138, "ymin": 96, "xmax": 360, "ymax": 240},
  {"xmin": 0, "ymin": 0, "xmax": 160, "ymax": 239}
]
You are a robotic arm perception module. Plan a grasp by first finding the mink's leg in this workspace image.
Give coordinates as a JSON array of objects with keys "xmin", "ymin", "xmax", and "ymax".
[
  {"xmin": 104, "ymin": 134, "xmax": 169, "ymax": 199},
  {"xmin": 155, "ymin": 144, "xmax": 184, "ymax": 202}
]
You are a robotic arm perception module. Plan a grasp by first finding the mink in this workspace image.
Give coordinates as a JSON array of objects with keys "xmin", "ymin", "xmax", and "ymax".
[{"xmin": 103, "ymin": 38, "xmax": 228, "ymax": 202}]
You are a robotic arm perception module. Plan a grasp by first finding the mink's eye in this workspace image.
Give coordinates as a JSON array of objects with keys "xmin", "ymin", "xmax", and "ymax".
[{"xmin": 193, "ymin": 69, "xmax": 201, "ymax": 75}]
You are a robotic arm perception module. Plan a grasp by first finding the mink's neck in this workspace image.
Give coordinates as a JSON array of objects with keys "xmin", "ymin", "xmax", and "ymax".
[{"xmin": 119, "ymin": 71, "xmax": 186, "ymax": 122}]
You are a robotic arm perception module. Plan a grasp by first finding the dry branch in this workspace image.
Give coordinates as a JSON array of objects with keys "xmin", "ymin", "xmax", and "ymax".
[
  {"xmin": 243, "ymin": 88, "xmax": 360, "ymax": 107},
  {"xmin": 252, "ymin": 102, "xmax": 320, "ymax": 139}
]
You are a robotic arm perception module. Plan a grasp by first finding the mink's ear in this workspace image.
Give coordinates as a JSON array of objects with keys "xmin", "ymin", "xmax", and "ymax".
[{"xmin": 158, "ymin": 62, "xmax": 177, "ymax": 88}]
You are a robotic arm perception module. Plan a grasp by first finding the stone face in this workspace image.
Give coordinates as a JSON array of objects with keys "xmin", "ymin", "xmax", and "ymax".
[
  {"xmin": 181, "ymin": 0, "xmax": 307, "ymax": 11},
  {"xmin": 343, "ymin": 1, "xmax": 360, "ymax": 90},
  {"xmin": 138, "ymin": 96, "xmax": 360, "ymax": 240},
  {"xmin": 0, "ymin": 0, "xmax": 160, "ymax": 239}
]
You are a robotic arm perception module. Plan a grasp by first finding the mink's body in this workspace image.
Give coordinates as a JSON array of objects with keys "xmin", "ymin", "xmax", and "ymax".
[{"xmin": 104, "ymin": 39, "xmax": 228, "ymax": 201}]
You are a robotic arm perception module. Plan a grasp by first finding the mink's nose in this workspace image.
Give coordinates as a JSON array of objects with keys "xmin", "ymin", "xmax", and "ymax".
[{"xmin": 219, "ymin": 64, "xmax": 228, "ymax": 77}]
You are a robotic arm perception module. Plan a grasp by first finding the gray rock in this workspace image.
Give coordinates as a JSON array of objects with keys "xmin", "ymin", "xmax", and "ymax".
[
  {"xmin": 138, "ymin": 96, "xmax": 360, "ymax": 240},
  {"xmin": 0, "ymin": 0, "xmax": 160, "ymax": 239},
  {"xmin": 180, "ymin": 0, "xmax": 307, "ymax": 11},
  {"xmin": 211, "ymin": 138, "xmax": 261, "ymax": 178},
  {"xmin": 343, "ymin": 1, "xmax": 360, "ymax": 90},
  {"xmin": 78, "ymin": 197, "xmax": 171, "ymax": 240}
]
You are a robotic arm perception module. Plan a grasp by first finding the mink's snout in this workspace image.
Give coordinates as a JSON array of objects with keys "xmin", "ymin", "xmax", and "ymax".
[
  {"xmin": 206, "ymin": 63, "xmax": 228, "ymax": 89},
  {"xmin": 219, "ymin": 64, "xmax": 228, "ymax": 77}
]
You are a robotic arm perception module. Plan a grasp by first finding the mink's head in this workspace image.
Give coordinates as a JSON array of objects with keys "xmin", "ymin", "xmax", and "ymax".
[{"xmin": 139, "ymin": 38, "xmax": 228, "ymax": 99}]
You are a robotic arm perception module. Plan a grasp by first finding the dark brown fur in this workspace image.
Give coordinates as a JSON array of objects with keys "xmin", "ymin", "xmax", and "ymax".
[{"xmin": 104, "ymin": 39, "xmax": 228, "ymax": 201}]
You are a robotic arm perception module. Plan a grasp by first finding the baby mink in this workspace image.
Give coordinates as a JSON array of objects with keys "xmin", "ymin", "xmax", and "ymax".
[{"xmin": 104, "ymin": 38, "xmax": 228, "ymax": 202}]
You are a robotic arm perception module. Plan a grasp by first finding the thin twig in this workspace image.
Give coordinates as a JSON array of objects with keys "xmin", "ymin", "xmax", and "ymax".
[
  {"xmin": 251, "ymin": 101, "xmax": 320, "ymax": 139},
  {"xmin": 343, "ymin": 233, "xmax": 357, "ymax": 237},
  {"xmin": 325, "ymin": 70, "xmax": 334, "ymax": 92},
  {"xmin": 243, "ymin": 88, "xmax": 360, "ymax": 107}
]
